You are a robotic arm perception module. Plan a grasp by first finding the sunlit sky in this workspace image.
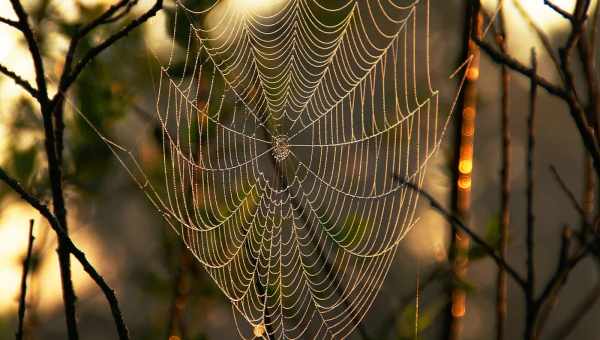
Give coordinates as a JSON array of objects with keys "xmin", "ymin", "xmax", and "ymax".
[{"xmin": 0, "ymin": 0, "xmax": 596, "ymax": 314}]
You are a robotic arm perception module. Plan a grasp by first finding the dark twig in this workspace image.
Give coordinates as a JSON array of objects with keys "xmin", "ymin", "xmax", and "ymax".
[
  {"xmin": 525, "ymin": 48, "xmax": 537, "ymax": 340},
  {"xmin": 0, "ymin": 16, "xmax": 20, "ymax": 29},
  {"xmin": 16, "ymin": 219, "xmax": 35, "ymax": 340},
  {"xmin": 475, "ymin": 12, "xmax": 600, "ymax": 185},
  {"xmin": 496, "ymin": 3, "xmax": 510, "ymax": 339},
  {"xmin": 544, "ymin": 0, "xmax": 577, "ymax": 22},
  {"xmin": 549, "ymin": 165, "xmax": 587, "ymax": 217},
  {"xmin": 0, "ymin": 63, "xmax": 38, "ymax": 98},
  {"xmin": 511, "ymin": 0, "xmax": 562, "ymax": 76},
  {"xmin": 473, "ymin": 36, "xmax": 567, "ymax": 100},
  {"xmin": 394, "ymin": 176, "xmax": 527, "ymax": 289},
  {"xmin": 59, "ymin": 0, "xmax": 163, "ymax": 93},
  {"xmin": 9, "ymin": 0, "xmax": 49, "ymax": 105},
  {"xmin": 0, "ymin": 167, "xmax": 130, "ymax": 340}
]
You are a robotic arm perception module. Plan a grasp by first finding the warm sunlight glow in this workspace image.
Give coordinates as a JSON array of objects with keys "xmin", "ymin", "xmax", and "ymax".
[{"xmin": 0, "ymin": 202, "xmax": 106, "ymax": 314}]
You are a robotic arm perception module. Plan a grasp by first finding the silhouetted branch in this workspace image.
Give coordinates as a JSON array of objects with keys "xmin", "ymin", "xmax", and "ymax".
[
  {"xmin": 473, "ymin": 36, "xmax": 567, "ymax": 100},
  {"xmin": 511, "ymin": 0, "xmax": 562, "ymax": 76},
  {"xmin": 9, "ymin": 0, "xmax": 49, "ymax": 105},
  {"xmin": 0, "ymin": 16, "xmax": 20, "ymax": 29},
  {"xmin": 0, "ymin": 63, "xmax": 38, "ymax": 98},
  {"xmin": 549, "ymin": 165, "xmax": 586, "ymax": 217},
  {"xmin": 59, "ymin": 0, "xmax": 163, "ymax": 93},
  {"xmin": 525, "ymin": 48, "xmax": 537, "ymax": 340},
  {"xmin": 394, "ymin": 176, "xmax": 527, "ymax": 289},
  {"xmin": 15, "ymin": 219, "xmax": 35, "ymax": 340},
  {"xmin": 496, "ymin": 4, "xmax": 511, "ymax": 339},
  {"xmin": 544, "ymin": 0, "xmax": 576, "ymax": 22},
  {"xmin": 0, "ymin": 167, "xmax": 130, "ymax": 340}
]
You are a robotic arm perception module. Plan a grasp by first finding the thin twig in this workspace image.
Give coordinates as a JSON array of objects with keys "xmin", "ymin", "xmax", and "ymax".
[
  {"xmin": 16, "ymin": 219, "xmax": 35, "ymax": 340},
  {"xmin": 496, "ymin": 3, "xmax": 510, "ymax": 339},
  {"xmin": 0, "ymin": 16, "xmax": 20, "ymax": 29},
  {"xmin": 511, "ymin": 0, "xmax": 562, "ymax": 76},
  {"xmin": 534, "ymin": 226, "xmax": 573, "ymax": 337},
  {"xmin": 0, "ymin": 167, "xmax": 130, "ymax": 340},
  {"xmin": 544, "ymin": 0, "xmax": 576, "ymax": 22},
  {"xmin": 525, "ymin": 48, "xmax": 537, "ymax": 340},
  {"xmin": 9, "ymin": 0, "xmax": 49, "ymax": 105},
  {"xmin": 393, "ymin": 176, "xmax": 527, "ymax": 289},
  {"xmin": 549, "ymin": 165, "xmax": 587, "ymax": 217},
  {"xmin": 0, "ymin": 63, "xmax": 38, "ymax": 98},
  {"xmin": 473, "ymin": 36, "xmax": 567, "ymax": 100},
  {"xmin": 59, "ymin": 0, "xmax": 163, "ymax": 93},
  {"xmin": 475, "ymin": 17, "xmax": 600, "ymax": 183}
]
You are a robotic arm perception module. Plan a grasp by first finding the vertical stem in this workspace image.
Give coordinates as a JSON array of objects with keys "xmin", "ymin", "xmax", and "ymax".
[
  {"xmin": 16, "ymin": 220, "xmax": 35, "ymax": 340},
  {"xmin": 525, "ymin": 49, "xmax": 538, "ymax": 340},
  {"xmin": 447, "ymin": 2, "xmax": 481, "ymax": 340},
  {"xmin": 496, "ymin": 3, "xmax": 511, "ymax": 339}
]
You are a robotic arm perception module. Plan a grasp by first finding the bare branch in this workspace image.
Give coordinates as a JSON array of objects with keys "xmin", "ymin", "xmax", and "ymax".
[
  {"xmin": 0, "ymin": 16, "xmax": 20, "ymax": 29},
  {"xmin": 0, "ymin": 167, "xmax": 130, "ymax": 340},
  {"xmin": 544, "ymin": 0, "xmax": 577, "ymax": 22},
  {"xmin": 511, "ymin": 0, "xmax": 562, "ymax": 77},
  {"xmin": 473, "ymin": 36, "xmax": 567, "ymax": 100},
  {"xmin": 9, "ymin": 0, "xmax": 49, "ymax": 104},
  {"xmin": 59, "ymin": 0, "xmax": 163, "ymax": 93},
  {"xmin": 0, "ymin": 63, "xmax": 38, "ymax": 98},
  {"xmin": 525, "ymin": 48, "xmax": 538, "ymax": 340},
  {"xmin": 549, "ymin": 165, "xmax": 587, "ymax": 218},
  {"xmin": 15, "ymin": 219, "xmax": 35, "ymax": 340},
  {"xmin": 394, "ymin": 176, "xmax": 527, "ymax": 289}
]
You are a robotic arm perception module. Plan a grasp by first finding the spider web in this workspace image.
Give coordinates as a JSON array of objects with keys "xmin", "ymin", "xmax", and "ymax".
[{"xmin": 93, "ymin": 0, "xmax": 459, "ymax": 338}]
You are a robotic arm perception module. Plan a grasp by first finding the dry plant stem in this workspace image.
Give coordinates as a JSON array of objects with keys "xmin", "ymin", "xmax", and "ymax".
[
  {"xmin": 394, "ymin": 176, "xmax": 527, "ymax": 289},
  {"xmin": 0, "ymin": 167, "xmax": 130, "ymax": 339},
  {"xmin": 525, "ymin": 49, "xmax": 537, "ymax": 340},
  {"xmin": 496, "ymin": 4, "xmax": 510, "ymax": 339},
  {"xmin": 16, "ymin": 220, "xmax": 35, "ymax": 340}
]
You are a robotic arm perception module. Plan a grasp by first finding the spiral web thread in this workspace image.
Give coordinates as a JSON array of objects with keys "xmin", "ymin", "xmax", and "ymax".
[{"xmin": 107, "ymin": 0, "xmax": 453, "ymax": 338}]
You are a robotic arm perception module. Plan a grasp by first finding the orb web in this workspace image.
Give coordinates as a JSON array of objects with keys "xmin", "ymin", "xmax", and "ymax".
[{"xmin": 144, "ymin": 0, "xmax": 448, "ymax": 338}]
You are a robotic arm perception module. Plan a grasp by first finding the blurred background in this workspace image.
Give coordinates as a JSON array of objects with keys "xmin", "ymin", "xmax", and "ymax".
[{"xmin": 1, "ymin": 0, "xmax": 599, "ymax": 339}]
